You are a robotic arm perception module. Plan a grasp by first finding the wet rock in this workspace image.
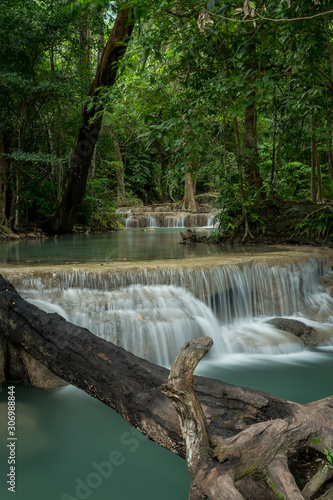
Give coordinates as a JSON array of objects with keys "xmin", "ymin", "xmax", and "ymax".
[
  {"xmin": 153, "ymin": 204, "xmax": 173, "ymax": 212},
  {"xmin": 266, "ymin": 318, "xmax": 333, "ymax": 347},
  {"xmin": 180, "ymin": 229, "xmax": 208, "ymax": 244},
  {"xmin": 320, "ymin": 275, "xmax": 333, "ymax": 297},
  {"xmin": 195, "ymin": 192, "xmax": 219, "ymax": 205},
  {"xmin": 26, "ymin": 233, "xmax": 38, "ymax": 239},
  {"xmin": 0, "ymin": 337, "xmax": 67, "ymax": 388},
  {"xmin": 21, "ymin": 351, "xmax": 68, "ymax": 388}
]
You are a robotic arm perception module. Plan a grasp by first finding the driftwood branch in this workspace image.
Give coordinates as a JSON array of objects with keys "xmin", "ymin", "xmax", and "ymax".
[
  {"xmin": 161, "ymin": 331, "xmax": 333, "ymax": 499},
  {"xmin": 1, "ymin": 274, "xmax": 333, "ymax": 499}
]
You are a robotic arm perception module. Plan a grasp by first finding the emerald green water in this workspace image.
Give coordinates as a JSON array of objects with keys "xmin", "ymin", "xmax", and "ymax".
[
  {"xmin": 0, "ymin": 229, "xmax": 289, "ymax": 264},
  {"xmin": 0, "ymin": 385, "xmax": 191, "ymax": 500},
  {"xmin": 0, "ymin": 233, "xmax": 333, "ymax": 500},
  {"xmin": 0, "ymin": 230, "xmax": 215, "ymax": 264},
  {"xmin": 1, "ymin": 347, "xmax": 333, "ymax": 500}
]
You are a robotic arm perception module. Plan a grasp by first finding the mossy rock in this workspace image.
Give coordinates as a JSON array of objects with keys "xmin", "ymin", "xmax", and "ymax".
[
  {"xmin": 0, "ymin": 224, "xmax": 14, "ymax": 235},
  {"xmin": 195, "ymin": 192, "xmax": 219, "ymax": 205},
  {"xmin": 112, "ymin": 220, "xmax": 125, "ymax": 230}
]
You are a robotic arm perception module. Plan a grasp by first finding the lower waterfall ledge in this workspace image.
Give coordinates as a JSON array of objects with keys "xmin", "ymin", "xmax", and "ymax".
[{"xmin": 1, "ymin": 245, "xmax": 332, "ymax": 283}]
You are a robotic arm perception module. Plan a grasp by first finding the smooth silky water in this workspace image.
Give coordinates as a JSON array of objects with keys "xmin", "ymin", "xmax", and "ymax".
[{"xmin": 1, "ymin": 231, "xmax": 333, "ymax": 499}]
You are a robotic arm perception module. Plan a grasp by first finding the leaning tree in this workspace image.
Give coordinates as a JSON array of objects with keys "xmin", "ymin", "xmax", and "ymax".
[{"xmin": 44, "ymin": 4, "xmax": 135, "ymax": 234}]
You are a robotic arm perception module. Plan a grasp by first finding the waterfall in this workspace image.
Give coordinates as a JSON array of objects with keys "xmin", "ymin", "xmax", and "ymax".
[
  {"xmin": 147, "ymin": 215, "xmax": 157, "ymax": 228},
  {"xmin": 167, "ymin": 215, "xmax": 185, "ymax": 228},
  {"xmin": 121, "ymin": 210, "xmax": 217, "ymax": 228},
  {"xmin": 207, "ymin": 214, "xmax": 218, "ymax": 228},
  {"xmin": 18, "ymin": 258, "xmax": 333, "ymax": 366},
  {"xmin": 125, "ymin": 215, "xmax": 138, "ymax": 228}
]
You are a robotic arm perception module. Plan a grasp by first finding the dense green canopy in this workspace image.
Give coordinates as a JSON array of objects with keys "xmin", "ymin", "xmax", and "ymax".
[{"xmin": 0, "ymin": 0, "xmax": 333, "ymax": 236}]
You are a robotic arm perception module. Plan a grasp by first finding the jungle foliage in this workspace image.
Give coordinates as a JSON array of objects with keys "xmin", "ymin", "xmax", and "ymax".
[{"xmin": 0, "ymin": 0, "xmax": 333, "ymax": 237}]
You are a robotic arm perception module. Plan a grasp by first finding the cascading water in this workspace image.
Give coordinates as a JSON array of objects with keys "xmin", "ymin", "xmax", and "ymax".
[
  {"xmin": 18, "ymin": 258, "xmax": 333, "ymax": 367},
  {"xmin": 206, "ymin": 214, "xmax": 219, "ymax": 228},
  {"xmin": 147, "ymin": 215, "xmax": 157, "ymax": 227},
  {"xmin": 167, "ymin": 215, "xmax": 185, "ymax": 228},
  {"xmin": 121, "ymin": 211, "xmax": 216, "ymax": 228},
  {"xmin": 125, "ymin": 215, "xmax": 138, "ymax": 228}
]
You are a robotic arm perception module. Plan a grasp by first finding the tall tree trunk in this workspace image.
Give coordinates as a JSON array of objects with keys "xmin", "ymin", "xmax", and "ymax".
[
  {"xmin": 324, "ymin": 16, "xmax": 333, "ymax": 80},
  {"xmin": 154, "ymin": 136, "xmax": 164, "ymax": 195},
  {"xmin": 233, "ymin": 118, "xmax": 245, "ymax": 208},
  {"xmin": 182, "ymin": 166, "xmax": 197, "ymax": 211},
  {"xmin": 0, "ymin": 131, "xmax": 13, "ymax": 228},
  {"xmin": 311, "ymin": 112, "xmax": 322, "ymax": 203},
  {"xmin": 34, "ymin": 104, "xmax": 55, "ymax": 177},
  {"xmin": 270, "ymin": 108, "xmax": 278, "ymax": 198},
  {"xmin": 56, "ymin": 102, "xmax": 63, "ymax": 205},
  {"xmin": 311, "ymin": 112, "xmax": 317, "ymax": 203},
  {"xmin": 316, "ymin": 149, "xmax": 323, "ymax": 203},
  {"xmin": 241, "ymin": 17, "xmax": 264, "ymax": 201},
  {"xmin": 222, "ymin": 112, "xmax": 227, "ymax": 177},
  {"xmin": 274, "ymin": 105, "xmax": 286, "ymax": 197},
  {"xmin": 111, "ymin": 128, "xmax": 126, "ymax": 206},
  {"xmin": 243, "ymin": 91, "xmax": 264, "ymax": 199},
  {"xmin": 324, "ymin": 17, "xmax": 333, "ymax": 180},
  {"xmin": 79, "ymin": 17, "xmax": 91, "ymax": 64},
  {"xmin": 44, "ymin": 7, "xmax": 134, "ymax": 234},
  {"xmin": 328, "ymin": 102, "xmax": 333, "ymax": 180},
  {"xmin": 50, "ymin": 47, "xmax": 63, "ymax": 204}
]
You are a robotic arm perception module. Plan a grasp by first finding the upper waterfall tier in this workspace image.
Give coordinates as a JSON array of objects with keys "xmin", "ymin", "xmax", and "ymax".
[{"xmin": 117, "ymin": 204, "xmax": 219, "ymax": 228}]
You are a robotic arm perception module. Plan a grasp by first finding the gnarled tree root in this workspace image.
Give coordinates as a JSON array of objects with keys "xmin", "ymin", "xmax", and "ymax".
[{"xmin": 162, "ymin": 337, "xmax": 333, "ymax": 500}]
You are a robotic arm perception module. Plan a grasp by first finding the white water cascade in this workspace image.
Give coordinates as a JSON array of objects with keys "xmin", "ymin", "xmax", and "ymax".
[
  {"xmin": 19, "ymin": 258, "xmax": 333, "ymax": 366},
  {"xmin": 206, "ymin": 214, "xmax": 219, "ymax": 228},
  {"xmin": 167, "ymin": 215, "xmax": 185, "ymax": 228},
  {"xmin": 125, "ymin": 215, "xmax": 139, "ymax": 228},
  {"xmin": 120, "ymin": 208, "xmax": 217, "ymax": 228}
]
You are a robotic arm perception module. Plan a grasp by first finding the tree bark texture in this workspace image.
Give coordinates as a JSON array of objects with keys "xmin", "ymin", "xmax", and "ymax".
[
  {"xmin": 270, "ymin": 105, "xmax": 285, "ymax": 199},
  {"xmin": 0, "ymin": 131, "xmax": 13, "ymax": 228},
  {"xmin": 233, "ymin": 118, "xmax": 245, "ymax": 207},
  {"xmin": 1, "ymin": 274, "xmax": 333, "ymax": 499},
  {"xmin": 327, "ymin": 103, "xmax": 333, "ymax": 180},
  {"xmin": 182, "ymin": 167, "xmax": 197, "ymax": 211},
  {"xmin": 311, "ymin": 112, "xmax": 323, "ymax": 204},
  {"xmin": 45, "ymin": 7, "xmax": 134, "ymax": 234},
  {"xmin": 243, "ymin": 92, "xmax": 264, "ymax": 199}
]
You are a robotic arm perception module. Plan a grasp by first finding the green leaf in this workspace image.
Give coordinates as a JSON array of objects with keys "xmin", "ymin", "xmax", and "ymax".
[{"xmin": 141, "ymin": 48, "xmax": 150, "ymax": 70}]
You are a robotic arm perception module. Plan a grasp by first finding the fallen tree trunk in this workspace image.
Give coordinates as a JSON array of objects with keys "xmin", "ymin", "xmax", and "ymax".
[{"xmin": 0, "ymin": 274, "xmax": 333, "ymax": 499}]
